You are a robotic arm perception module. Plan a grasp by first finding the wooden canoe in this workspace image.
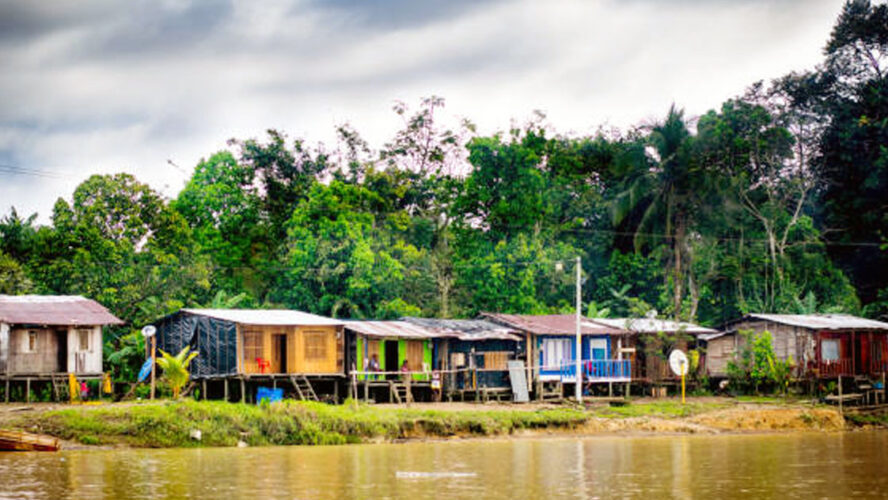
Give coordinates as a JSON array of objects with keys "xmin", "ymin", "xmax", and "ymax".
[{"xmin": 0, "ymin": 429, "xmax": 60, "ymax": 452}]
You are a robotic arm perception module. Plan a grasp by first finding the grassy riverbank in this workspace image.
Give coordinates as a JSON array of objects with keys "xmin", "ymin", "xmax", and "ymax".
[
  {"xmin": 5, "ymin": 398, "xmax": 848, "ymax": 449},
  {"xmin": 12, "ymin": 400, "xmax": 589, "ymax": 448}
]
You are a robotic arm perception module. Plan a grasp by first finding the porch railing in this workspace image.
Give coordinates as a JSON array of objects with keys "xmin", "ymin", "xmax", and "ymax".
[
  {"xmin": 558, "ymin": 359, "xmax": 632, "ymax": 381},
  {"xmin": 817, "ymin": 358, "xmax": 853, "ymax": 377}
]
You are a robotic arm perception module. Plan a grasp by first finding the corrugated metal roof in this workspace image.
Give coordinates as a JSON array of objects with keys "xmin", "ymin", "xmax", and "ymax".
[
  {"xmin": 590, "ymin": 318, "xmax": 717, "ymax": 335},
  {"xmin": 0, "ymin": 295, "xmax": 124, "ymax": 326},
  {"xmin": 181, "ymin": 308, "xmax": 343, "ymax": 326},
  {"xmin": 344, "ymin": 320, "xmax": 452, "ymax": 339},
  {"xmin": 480, "ymin": 312, "xmax": 629, "ymax": 335},
  {"xmin": 698, "ymin": 332, "xmax": 731, "ymax": 342},
  {"xmin": 743, "ymin": 313, "xmax": 888, "ymax": 331},
  {"xmin": 401, "ymin": 317, "xmax": 523, "ymax": 341}
]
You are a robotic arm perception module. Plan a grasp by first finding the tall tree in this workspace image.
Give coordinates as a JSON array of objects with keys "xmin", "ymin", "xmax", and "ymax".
[
  {"xmin": 800, "ymin": 0, "xmax": 888, "ymax": 308},
  {"xmin": 612, "ymin": 106, "xmax": 712, "ymax": 319}
]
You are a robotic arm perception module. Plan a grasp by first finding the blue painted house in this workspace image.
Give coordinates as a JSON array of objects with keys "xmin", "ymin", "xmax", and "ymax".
[{"xmin": 480, "ymin": 313, "xmax": 632, "ymax": 387}]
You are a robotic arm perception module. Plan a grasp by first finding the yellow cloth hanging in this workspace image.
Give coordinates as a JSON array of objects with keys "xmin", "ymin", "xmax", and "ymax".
[{"xmin": 68, "ymin": 373, "xmax": 78, "ymax": 403}]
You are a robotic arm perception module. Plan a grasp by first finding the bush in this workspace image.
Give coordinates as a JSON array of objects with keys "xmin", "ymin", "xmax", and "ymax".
[{"xmin": 726, "ymin": 329, "xmax": 794, "ymax": 395}]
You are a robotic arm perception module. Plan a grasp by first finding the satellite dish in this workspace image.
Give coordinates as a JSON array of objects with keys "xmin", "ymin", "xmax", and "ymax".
[
  {"xmin": 669, "ymin": 349, "xmax": 689, "ymax": 376},
  {"xmin": 141, "ymin": 325, "xmax": 156, "ymax": 338}
]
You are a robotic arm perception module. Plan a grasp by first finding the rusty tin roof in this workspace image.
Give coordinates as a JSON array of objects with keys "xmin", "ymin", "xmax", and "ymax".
[
  {"xmin": 344, "ymin": 320, "xmax": 452, "ymax": 339},
  {"xmin": 400, "ymin": 317, "xmax": 523, "ymax": 341},
  {"xmin": 0, "ymin": 295, "xmax": 123, "ymax": 326},
  {"xmin": 480, "ymin": 312, "xmax": 630, "ymax": 335}
]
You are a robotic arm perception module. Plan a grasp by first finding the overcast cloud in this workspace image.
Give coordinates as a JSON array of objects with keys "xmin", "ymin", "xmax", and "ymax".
[{"xmin": 0, "ymin": 0, "xmax": 843, "ymax": 221}]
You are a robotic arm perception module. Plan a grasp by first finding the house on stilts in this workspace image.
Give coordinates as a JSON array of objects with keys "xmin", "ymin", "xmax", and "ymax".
[
  {"xmin": 345, "ymin": 319, "xmax": 443, "ymax": 404},
  {"xmin": 402, "ymin": 317, "xmax": 523, "ymax": 402},
  {"xmin": 702, "ymin": 313, "xmax": 888, "ymax": 381},
  {"xmin": 152, "ymin": 308, "xmax": 345, "ymax": 402},
  {"xmin": 0, "ymin": 295, "xmax": 123, "ymax": 402},
  {"xmin": 480, "ymin": 313, "xmax": 632, "ymax": 399},
  {"xmin": 590, "ymin": 318, "xmax": 716, "ymax": 387},
  {"xmin": 346, "ymin": 318, "xmax": 523, "ymax": 403}
]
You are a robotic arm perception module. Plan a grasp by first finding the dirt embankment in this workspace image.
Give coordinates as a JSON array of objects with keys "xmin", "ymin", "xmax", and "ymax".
[{"xmin": 531, "ymin": 407, "xmax": 845, "ymax": 437}]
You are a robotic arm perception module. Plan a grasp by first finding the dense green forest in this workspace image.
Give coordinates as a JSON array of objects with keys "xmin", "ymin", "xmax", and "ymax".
[{"xmin": 1, "ymin": 1, "xmax": 886, "ymax": 372}]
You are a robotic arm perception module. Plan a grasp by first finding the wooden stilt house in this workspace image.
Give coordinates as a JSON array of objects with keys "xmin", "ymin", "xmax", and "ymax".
[
  {"xmin": 480, "ymin": 313, "xmax": 631, "ymax": 398},
  {"xmin": 0, "ymin": 295, "xmax": 123, "ymax": 401},
  {"xmin": 590, "ymin": 318, "xmax": 716, "ymax": 383},
  {"xmin": 345, "ymin": 320, "xmax": 442, "ymax": 381},
  {"xmin": 153, "ymin": 309, "xmax": 344, "ymax": 401},
  {"xmin": 703, "ymin": 314, "xmax": 888, "ymax": 379},
  {"xmin": 401, "ymin": 317, "xmax": 523, "ymax": 398}
]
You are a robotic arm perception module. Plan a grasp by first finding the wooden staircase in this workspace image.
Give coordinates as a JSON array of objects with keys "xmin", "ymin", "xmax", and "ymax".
[
  {"xmin": 289, "ymin": 375, "xmax": 319, "ymax": 402},
  {"xmin": 389, "ymin": 380, "xmax": 413, "ymax": 404},
  {"xmin": 50, "ymin": 374, "xmax": 68, "ymax": 402}
]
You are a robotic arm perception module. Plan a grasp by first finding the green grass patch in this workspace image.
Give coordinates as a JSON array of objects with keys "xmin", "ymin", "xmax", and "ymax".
[
  {"xmin": 13, "ymin": 400, "xmax": 590, "ymax": 448},
  {"xmin": 734, "ymin": 395, "xmax": 786, "ymax": 404},
  {"xmin": 844, "ymin": 413, "xmax": 888, "ymax": 427},
  {"xmin": 590, "ymin": 400, "xmax": 730, "ymax": 419}
]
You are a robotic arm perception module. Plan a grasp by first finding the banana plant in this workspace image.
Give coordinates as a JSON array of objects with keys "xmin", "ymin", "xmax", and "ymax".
[{"xmin": 156, "ymin": 347, "xmax": 198, "ymax": 399}]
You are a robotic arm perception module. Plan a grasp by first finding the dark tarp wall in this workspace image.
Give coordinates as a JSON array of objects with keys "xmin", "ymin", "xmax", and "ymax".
[{"xmin": 154, "ymin": 312, "xmax": 238, "ymax": 378}]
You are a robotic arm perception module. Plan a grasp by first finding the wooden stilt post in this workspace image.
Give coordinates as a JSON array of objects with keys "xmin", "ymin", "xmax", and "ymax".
[
  {"xmin": 334, "ymin": 379, "xmax": 339, "ymax": 402},
  {"xmin": 224, "ymin": 378, "xmax": 229, "ymax": 402},
  {"xmin": 25, "ymin": 378, "xmax": 30, "ymax": 403},
  {"xmin": 882, "ymin": 373, "xmax": 886, "ymax": 405},
  {"xmin": 608, "ymin": 382, "xmax": 613, "ymax": 397},
  {"xmin": 202, "ymin": 379, "xmax": 207, "ymax": 400},
  {"xmin": 838, "ymin": 374, "xmax": 843, "ymax": 416},
  {"xmin": 240, "ymin": 378, "xmax": 246, "ymax": 403},
  {"xmin": 4, "ymin": 378, "xmax": 8, "ymax": 403}
]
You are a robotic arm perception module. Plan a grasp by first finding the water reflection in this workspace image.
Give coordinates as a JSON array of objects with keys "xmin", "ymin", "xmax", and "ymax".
[{"xmin": 1, "ymin": 432, "xmax": 887, "ymax": 499}]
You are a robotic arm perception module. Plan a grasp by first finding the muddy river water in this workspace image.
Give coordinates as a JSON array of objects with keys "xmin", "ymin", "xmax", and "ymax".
[{"xmin": 1, "ymin": 432, "xmax": 887, "ymax": 499}]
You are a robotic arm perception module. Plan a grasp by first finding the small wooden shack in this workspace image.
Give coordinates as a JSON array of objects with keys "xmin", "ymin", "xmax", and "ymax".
[
  {"xmin": 345, "ymin": 320, "xmax": 441, "ymax": 381},
  {"xmin": 0, "ymin": 295, "xmax": 123, "ymax": 401},
  {"xmin": 344, "ymin": 318, "xmax": 521, "ymax": 402},
  {"xmin": 153, "ymin": 308, "xmax": 344, "ymax": 401},
  {"xmin": 403, "ymin": 317, "xmax": 523, "ymax": 395},
  {"xmin": 703, "ymin": 313, "xmax": 888, "ymax": 379},
  {"xmin": 590, "ymin": 318, "xmax": 716, "ymax": 383}
]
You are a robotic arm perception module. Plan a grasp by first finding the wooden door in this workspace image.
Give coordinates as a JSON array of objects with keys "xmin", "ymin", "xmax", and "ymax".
[{"xmin": 272, "ymin": 333, "xmax": 287, "ymax": 373}]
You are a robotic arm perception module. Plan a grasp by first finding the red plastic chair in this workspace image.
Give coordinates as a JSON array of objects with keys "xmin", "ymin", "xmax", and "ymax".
[{"xmin": 256, "ymin": 357, "xmax": 270, "ymax": 374}]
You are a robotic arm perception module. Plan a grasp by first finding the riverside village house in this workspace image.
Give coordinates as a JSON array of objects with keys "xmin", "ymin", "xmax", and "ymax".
[{"xmin": 0, "ymin": 295, "xmax": 123, "ymax": 401}]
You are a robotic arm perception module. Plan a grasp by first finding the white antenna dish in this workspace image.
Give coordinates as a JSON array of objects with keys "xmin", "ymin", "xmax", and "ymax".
[
  {"xmin": 141, "ymin": 325, "xmax": 156, "ymax": 338},
  {"xmin": 669, "ymin": 349, "xmax": 688, "ymax": 376}
]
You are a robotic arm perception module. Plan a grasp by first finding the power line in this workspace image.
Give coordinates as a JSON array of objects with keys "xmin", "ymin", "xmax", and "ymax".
[{"xmin": 0, "ymin": 163, "xmax": 78, "ymax": 180}]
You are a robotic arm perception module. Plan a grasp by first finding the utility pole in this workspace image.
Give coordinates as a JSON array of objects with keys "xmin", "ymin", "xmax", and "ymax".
[
  {"xmin": 575, "ymin": 256, "xmax": 582, "ymax": 403},
  {"xmin": 150, "ymin": 334, "xmax": 156, "ymax": 400}
]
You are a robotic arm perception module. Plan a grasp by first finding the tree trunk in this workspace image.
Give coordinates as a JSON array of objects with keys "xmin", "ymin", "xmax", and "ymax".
[{"xmin": 673, "ymin": 221, "xmax": 685, "ymax": 320}]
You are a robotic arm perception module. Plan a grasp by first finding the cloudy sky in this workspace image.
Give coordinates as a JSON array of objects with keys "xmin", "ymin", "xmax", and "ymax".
[{"xmin": 0, "ymin": 0, "xmax": 844, "ymax": 222}]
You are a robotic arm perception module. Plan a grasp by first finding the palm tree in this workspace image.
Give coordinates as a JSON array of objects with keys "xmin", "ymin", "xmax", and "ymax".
[
  {"xmin": 156, "ymin": 347, "xmax": 198, "ymax": 399},
  {"xmin": 612, "ymin": 106, "xmax": 710, "ymax": 319}
]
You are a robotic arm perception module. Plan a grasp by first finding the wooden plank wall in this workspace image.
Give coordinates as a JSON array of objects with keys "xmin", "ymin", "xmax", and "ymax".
[{"xmin": 237, "ymin": 324, "xmax": 343, "ymax": 375}]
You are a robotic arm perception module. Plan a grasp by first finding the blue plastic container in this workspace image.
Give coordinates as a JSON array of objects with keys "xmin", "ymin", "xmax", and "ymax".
[{"xmin": 256, "ymin": 386, "xmax": 283, "ymax": 405}]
